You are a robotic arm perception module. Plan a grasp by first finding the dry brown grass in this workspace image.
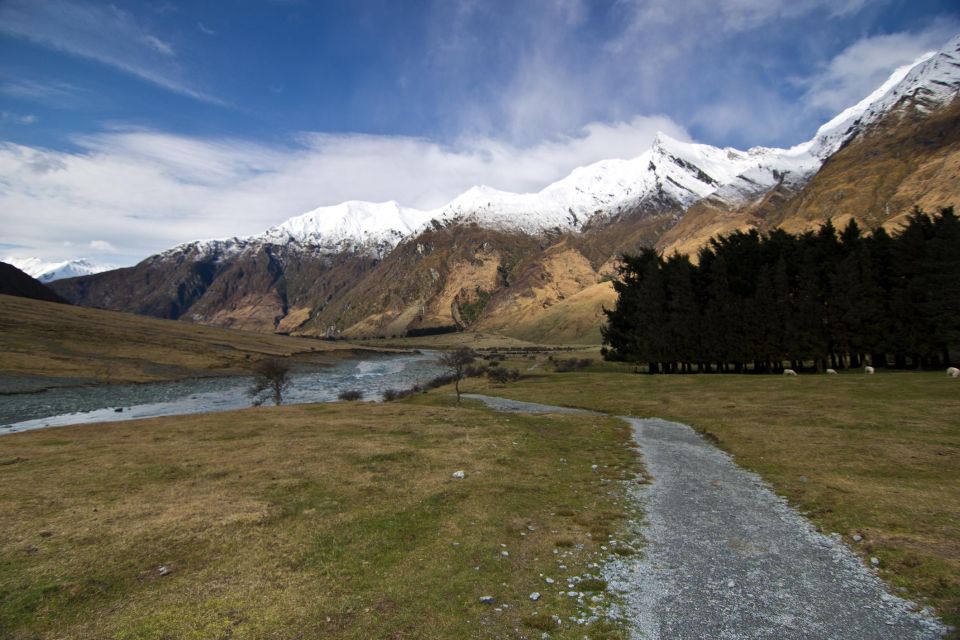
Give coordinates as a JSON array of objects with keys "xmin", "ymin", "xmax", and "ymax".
[
  {"xmin": 464, "ymin": 364, "xmax": 960, "ymax": 629},
  {"xmin": 0, "ymin": 397, "xmax": 637, "ymax": 639},
  {"xmin": 0, "ymin": 295, "xmax": 376, "ymax": 385}
]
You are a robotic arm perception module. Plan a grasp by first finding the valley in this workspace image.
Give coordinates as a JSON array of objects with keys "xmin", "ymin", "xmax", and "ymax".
[
  {"xmin": 40, "ymin": 37, "xmax": 960, "ymax": 345},
  {"xmin": 2, "ymin": 12, "xmax": 959, "ymax": 640}
]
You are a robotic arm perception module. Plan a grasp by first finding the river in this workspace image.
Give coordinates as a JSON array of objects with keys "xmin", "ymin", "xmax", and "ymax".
[{"xmin": 0, "ymin": 351, "xmax": 444, "ymax": 435}]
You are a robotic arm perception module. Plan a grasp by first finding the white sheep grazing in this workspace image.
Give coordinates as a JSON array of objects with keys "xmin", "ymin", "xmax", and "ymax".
[
  {"xmin": 783, "ymin": 369, "xmax": 798, "ymax": 376},
  {"xmin": 948, "ymin": 367, "xmax": 960, "ymax": 378},
  {"xmin": 864, "ymin": 366, "xmax": 875, "ymax": 375},
  {"xmin": 826, "ymin": 368, "xmax": 838, "ymax": 374}
]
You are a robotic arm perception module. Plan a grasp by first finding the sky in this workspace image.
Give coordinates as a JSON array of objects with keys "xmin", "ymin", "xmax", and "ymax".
[{"xmin": 1, "ymin": 0, "xmax": 958, "ymax": 267}]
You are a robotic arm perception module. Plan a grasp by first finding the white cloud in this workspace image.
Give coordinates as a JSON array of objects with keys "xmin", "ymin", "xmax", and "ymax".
[
  {"xmin": 142, "ymin": 34, "xmax": 175, "ymax": 56},
  {"xmin": 0, "ymin": 0, "xmax": 222, "ymax": 104},
  {"xmin": 802, "ymin": 26, "xmax": 958, "ymax": 114},
  {"xmin": 615, "ymin": 0, "xmax": 873, "ymax": 43},
  {"xmin": 0, "ymin": 79, "xmax": 82, "ymax": 104},
  {"xmin": 1, "ymin": 112, "xmax": 38, "ymax": 125},
  {"xmin": 89, "ymin": 240, "xmax": 117, "ymax": 252},
  {"xmin": 0, "ymin": 116, "xmax": 687, "ymax": 265}
]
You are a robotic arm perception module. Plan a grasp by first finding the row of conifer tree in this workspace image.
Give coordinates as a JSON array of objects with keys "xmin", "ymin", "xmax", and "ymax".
[{"xmin": 601, "ymin": 207, "xmax": 960, "ymax": 373}]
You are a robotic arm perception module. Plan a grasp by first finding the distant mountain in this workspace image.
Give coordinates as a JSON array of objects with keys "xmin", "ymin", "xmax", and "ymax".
[
  {"xmin": 0, "ymin": 262, "xmax": 67, "ymax": 303},
  {"xmin": 52, "ymin": 34, "xmax": 960, "ymax": 343},
  {"xmin": 5, "ymin": 257, "xmax": 117, "ymax": 283}
]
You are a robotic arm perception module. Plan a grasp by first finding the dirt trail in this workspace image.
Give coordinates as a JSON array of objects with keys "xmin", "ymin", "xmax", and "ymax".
[{"xmin": 464, "ymin": 394, "xmax": 948, "ymax": 639}]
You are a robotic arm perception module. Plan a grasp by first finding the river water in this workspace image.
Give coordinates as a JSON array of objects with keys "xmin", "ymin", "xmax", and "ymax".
[{"xmin": 0, "ymin": 351, "xmax": 444, "ymax": 435}]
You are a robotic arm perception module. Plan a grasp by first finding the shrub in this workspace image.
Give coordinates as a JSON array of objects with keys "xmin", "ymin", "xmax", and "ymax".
[
  {"xmin": 553, "ymin": 358, "xmax": 593, "ymax": 372},
  {"xmin": 426, "ymin": 373, "xmax": 458, "ymax": 389},
  {"xmin": 464, "ymin": 364, "xmax": 488, "ymax": 378},
  {"xmin": 338, "ymin": 389, "xmax": 363, "ymax": 401},
  {"xmin": 487, "ymin": 367, "xmax": 510, "ymax": 383}
]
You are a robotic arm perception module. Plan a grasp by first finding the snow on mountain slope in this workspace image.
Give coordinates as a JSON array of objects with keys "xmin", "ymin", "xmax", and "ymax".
[
  {"xmin": 430, "ymin": 133, "xmax": 762, "ymax": 234},
  {"xmin": 805, "ymin": 34, "xmax": 960, "ymax": 160},
  {"xmin": 154, "ymin": 34, "xmax": 960, "ymax": 262},
  {"xmin": 4, "ymin": 257, "xmax": 116, "ymax": 282},
  {"xmin": 264, "ymin": 200, "xmax": 435, "ymax": 249}
]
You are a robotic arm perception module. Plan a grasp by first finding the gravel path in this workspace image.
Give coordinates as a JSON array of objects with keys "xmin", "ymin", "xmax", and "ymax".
[{"xmin": 465, "ymin": 395, "xmax": 948, "ymax": 639}]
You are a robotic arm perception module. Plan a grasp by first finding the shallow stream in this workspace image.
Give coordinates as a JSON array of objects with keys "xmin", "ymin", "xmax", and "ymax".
[{"xmin": 1, "ymin": 351, "xmax": 444, "ymax": 434}]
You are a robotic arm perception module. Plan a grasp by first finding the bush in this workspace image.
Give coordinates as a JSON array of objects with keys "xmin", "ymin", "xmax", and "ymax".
[
  {"xmin": 425, "ymin": 373, "xmax": 456, "ymax": 389},
  {"xmin": 487, "ymin": 367, "xmax": 510, "ymax": 383},
  {"xmin": 487, "ymin": 367, "xmax": 521, "ymax": 384},
  {"xmin": 338, "ymin": 389, "xmax": 363, "ymax": 401},
  {"xmin": 553, "ymin": 358, "xmax": 593, "ymax": 372},
  {"xmin": 381, "ymin": 384, "xmax": 424, "ymax": 402},
  {"xmin": 464, "ymin": 364, "xmax": 488, "ymax": 378}
]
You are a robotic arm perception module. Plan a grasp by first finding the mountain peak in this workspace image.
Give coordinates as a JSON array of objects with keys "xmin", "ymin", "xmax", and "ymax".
[
  {"xmin": 805, "ymin": 36, "xmax": 960, "ymax": 159},
  {"xmin": 3, "ymin": 256, "xmax": 117, "ymax": 282}
]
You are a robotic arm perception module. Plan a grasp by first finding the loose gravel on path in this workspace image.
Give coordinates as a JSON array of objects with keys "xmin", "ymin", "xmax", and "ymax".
[{"xmin": 465, "ymin": 394, "xmax": 948, "ymax": 640}]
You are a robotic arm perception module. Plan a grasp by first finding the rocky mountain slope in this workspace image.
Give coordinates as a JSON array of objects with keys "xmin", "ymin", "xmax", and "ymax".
[
  {"xmin": 51, "ymin": 35, "xmax": 960, "ymax": 343},
  {"xmin": 0, "ymin": 262, "xmax": 68, "ymax": 303}
]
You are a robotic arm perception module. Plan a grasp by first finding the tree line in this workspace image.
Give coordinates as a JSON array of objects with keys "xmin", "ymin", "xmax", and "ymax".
[{"xmin": 602, "ymin": 207, "xmax": 960, "ymax": 373}]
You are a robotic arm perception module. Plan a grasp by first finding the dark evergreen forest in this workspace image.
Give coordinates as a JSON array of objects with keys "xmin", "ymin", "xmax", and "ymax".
[{"xmin": 602, "ymin": 207, "xmax": 960, "ymax": 373}]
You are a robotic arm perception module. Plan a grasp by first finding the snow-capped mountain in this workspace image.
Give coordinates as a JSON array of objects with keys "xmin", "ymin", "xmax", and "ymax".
[
  {"xmin": 3, "ymin": 257, "xmax": 116, "ymax": 283},
  {"xmin": 50, "ymin": 33, "xmax": 960, "ymax": 341},
  {"xmin": 152, "ymin": 34, "xmax": 960, "ymax": 264},
  {"xmin": 805, "ymin": 34, "xmax": 960, "ymax": 160},
  {"xmin": 264, "ymin": 200, "xmax": 436, "ymax": 254}
]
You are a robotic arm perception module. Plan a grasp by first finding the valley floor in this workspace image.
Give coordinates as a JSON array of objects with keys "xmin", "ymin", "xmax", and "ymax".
[{"xmin": 1, "ymin": 352, "xmax": 957, "ymax": 638}]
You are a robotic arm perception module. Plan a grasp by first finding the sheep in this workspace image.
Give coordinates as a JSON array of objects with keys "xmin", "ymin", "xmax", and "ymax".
[
  {"xmin": 948, "ymin": 367, "xmax": 960, "ymax": 378},
  {"xmin": 826, "ymin": 368, "xmax": 838, "ymax": 374},
  {"xmin": 783, "ymin": 369, "xmax": 798, "ymax": 376},
  {"xmin": 864, "ymin": 366, "xmax": 875, "ymax": 375}
]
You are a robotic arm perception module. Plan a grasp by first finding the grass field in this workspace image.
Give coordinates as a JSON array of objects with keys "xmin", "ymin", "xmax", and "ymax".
[
  {"xmin": 0, "ymin": 295, "xmax": 376, "ymax": 387},
  {"xmin": 2, "ymin": 307, "xmax": 957, "ymax": 636},
  {"xmin": 466, "ymin": 358, "xmax": 960, "ymax": 630},
  {"xmin": 0, "ymin": 396, "xmax": 638, "ymax": 639}
]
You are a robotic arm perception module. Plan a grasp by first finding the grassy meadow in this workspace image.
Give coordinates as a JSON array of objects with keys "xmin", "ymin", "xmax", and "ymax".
[
  {"xmin": 0, "ymin": 396, "xmax": 638, "ymax": 639},
  {"xmin": 2, "ymin": 304, "xmax": 958, "ymax": 636},
  {"xmin": 0, "ymin": 295, "xmax": 376, "ymax": 387},
  {"xmin": 466, "ymin": 355, "xmax": 960, "ymax": 629}
]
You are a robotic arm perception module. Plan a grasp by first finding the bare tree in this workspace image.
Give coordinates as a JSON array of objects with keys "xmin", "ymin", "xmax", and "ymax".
[
  {"xmin": 438, "ymin": 347, "xmax": 476, "ymax": 403},
  {"xmin": 249, "ymin": 359, "xmax": 292, "ymax": 406}
]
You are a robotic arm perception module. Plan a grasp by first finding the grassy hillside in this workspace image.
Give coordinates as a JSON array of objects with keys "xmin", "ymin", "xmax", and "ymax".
[
  {"xmin": 467, "ymin": 361, "xmax": 960, "ymax": 629},
  {"xmin": 0, "ymin": 295, "xmax": 370, "ymax": 388},
  {"xmin": 0, "ymin": 398, "xmax": 636, "ymax": 639}
]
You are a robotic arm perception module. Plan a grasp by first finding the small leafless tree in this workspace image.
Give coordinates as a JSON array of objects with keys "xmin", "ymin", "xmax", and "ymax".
[
  {"xmin": 249, "ymin": 359, "xmax": 292, "ymax": 406},
  {"xmin": 439, "ymin": 347, "xmax": 476, "ymax": 403}
]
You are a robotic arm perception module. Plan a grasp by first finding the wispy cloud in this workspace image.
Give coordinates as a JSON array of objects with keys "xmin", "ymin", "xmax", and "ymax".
[
  {"xmin": 0, "ymin": 79, "xmax": 82, "ymax": 105},
  {"xmin": 142, "ymin": 34, "xmax": 175, "ymax": 56},
  {"xmin": 197, "ymin": 22, "xmax": 217, "ymax": 36},
  {"xmin": 0, "ymin": 0, "xmax": 223, "ymax": 105},
  {"xmin": 801, "ymin": 25, "xmax": 959, "ymax": 114},
  {"xmin": 419, "ymin": 0, "xmax": 903, "ymax": 148},
  {"xmin": 1, "ymin": 111, "xmax": 38, "ymax": 125},
  {"xmin": 89, "ymin": 239, "xmax": 117, "ymax": 252},
  {"xmin": 0, "ymin": 116, "xmax": 687, "ymax": 263}
]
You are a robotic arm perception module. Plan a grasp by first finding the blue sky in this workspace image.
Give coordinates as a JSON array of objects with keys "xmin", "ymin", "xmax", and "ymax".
[{"xmin": 1, "ymin": 0, "xmax": 958, "ymax": 265}]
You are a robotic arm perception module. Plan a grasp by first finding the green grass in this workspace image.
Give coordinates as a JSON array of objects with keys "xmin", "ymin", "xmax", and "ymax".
[
  {"xmin": 463, "ymin": 361, "xmax": 960, "ymax": 630},
  {"xmin": 0, "ymin": 397, "xmax": 638, "ymax": 639}
]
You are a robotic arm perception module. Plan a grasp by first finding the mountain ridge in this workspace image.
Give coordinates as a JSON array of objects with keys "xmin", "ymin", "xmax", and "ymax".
[{"xmin": 49, "ymin": 34, "xmax": 960, "ymax": 342}]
